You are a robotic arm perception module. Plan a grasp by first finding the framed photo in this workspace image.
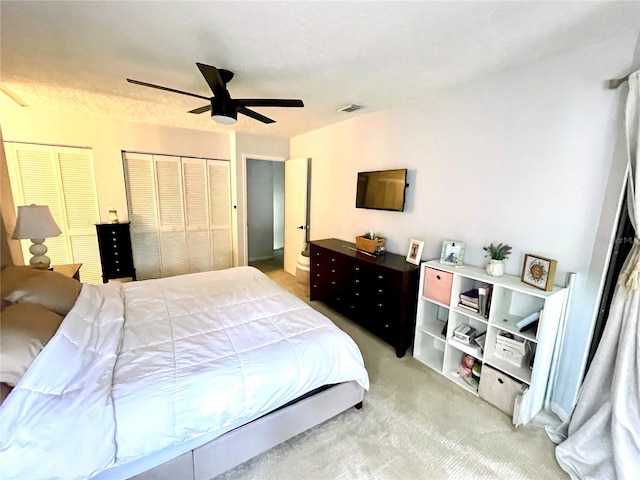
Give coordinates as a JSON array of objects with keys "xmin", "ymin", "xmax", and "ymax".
[
  {"xmin": 406, "ymin": 239, "xmax": 424, "ymax": 265},
  {"xmin": 440, "ymin": 240, "xmax": 465, "ymax": 266},
  {"xmin": 521, "ymin": 254, "xmax": 558, "ymax": 291}
]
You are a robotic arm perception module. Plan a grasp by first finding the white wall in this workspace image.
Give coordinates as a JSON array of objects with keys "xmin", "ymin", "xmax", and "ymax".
[
  {"xmin": 291, "ymin": 33, "xmax": 639, "ymax": 417},
  {"xmin": 273, "ymin": 161, "xmax": 285, "ymax": 250}
]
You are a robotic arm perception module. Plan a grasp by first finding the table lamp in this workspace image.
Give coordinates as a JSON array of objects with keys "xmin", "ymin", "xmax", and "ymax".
[{"xmin": 12, "ymin": 204, "xmax": 62, "ymax": 269}]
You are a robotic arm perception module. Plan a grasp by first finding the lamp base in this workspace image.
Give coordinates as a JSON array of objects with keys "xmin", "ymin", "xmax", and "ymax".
[{"xmin": 29, "ymin": 238, "xmax": 52, "ymax": 269}]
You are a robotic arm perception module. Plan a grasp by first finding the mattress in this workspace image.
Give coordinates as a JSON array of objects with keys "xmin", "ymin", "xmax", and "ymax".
[{"xmin": 0, "ymin": 266, "xmax": 369, "ymax": 479}]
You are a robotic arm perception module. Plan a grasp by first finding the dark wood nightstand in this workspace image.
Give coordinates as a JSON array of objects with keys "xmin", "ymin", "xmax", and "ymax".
[{"xmin": 52, "ymin": 263, "xmax": 82, "ymax": 281}]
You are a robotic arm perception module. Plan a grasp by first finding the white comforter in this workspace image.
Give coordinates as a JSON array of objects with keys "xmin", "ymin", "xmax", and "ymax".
[{"xmin": 0, "ymin": 267, "xmax": 369, "ymax": 479}]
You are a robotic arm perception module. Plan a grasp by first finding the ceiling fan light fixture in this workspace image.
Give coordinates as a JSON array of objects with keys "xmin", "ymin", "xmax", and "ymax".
[
  {"xmin": 212, "ymin": 113, "xmax": 237, "ymax": 125},
  {"xmin": 211, "ymin": 97, "xmax": 237, "ymax": 125}
]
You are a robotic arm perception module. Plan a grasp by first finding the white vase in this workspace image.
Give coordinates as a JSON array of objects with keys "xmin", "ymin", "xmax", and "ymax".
[{"xmin": 486, "ymin": 259, "xmax": 505, "ymax": 277}]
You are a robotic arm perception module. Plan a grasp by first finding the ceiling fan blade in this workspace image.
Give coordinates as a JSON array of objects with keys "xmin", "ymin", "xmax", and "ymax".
[
  {"xmin": 238, "ymin": 106, "xmax": 275, "ymax": 124},
  {"xmin": 188, "ymin": 104, "xmax": 212, "ymax": 114},
  {"xmin": 236, "ymin": 99, "xmax": 304, "ymax": 108},
  {"xmin": 127, "ymin": 78, "xmax": 210, "ymax": 101},
  {"xmin": 196, "ymin": 63, "xmax": 229, "ymax": 95}
]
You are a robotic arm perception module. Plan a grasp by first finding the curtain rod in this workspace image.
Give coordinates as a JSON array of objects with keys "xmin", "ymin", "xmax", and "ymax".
[{"xmin": 607, "ymin": 73, "xmax": 631, "ymax": 89}]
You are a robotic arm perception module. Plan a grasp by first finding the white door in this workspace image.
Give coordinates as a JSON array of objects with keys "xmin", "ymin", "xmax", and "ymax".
[{"xmin": 284, "ymin": 157, "xmax": 310, "ymax": 275}]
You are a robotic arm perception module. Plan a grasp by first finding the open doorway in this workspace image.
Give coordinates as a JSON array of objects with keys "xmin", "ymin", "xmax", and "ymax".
[{"xmin": 246, "ymin": 158, "xmax": 285, "ymax": 271}]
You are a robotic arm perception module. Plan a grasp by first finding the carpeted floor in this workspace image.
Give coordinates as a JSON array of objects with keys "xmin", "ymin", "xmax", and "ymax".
[{"xmin": 220, "ymin": 261, "xmax": 566, "ymax": 479}]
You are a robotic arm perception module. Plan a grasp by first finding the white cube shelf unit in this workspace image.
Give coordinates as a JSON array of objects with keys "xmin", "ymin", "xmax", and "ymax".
[{"xmin": 413, "ymin": 260, "xmax": 567, "ymax": 425}]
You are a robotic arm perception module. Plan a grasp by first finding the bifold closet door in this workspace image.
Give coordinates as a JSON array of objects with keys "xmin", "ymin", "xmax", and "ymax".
[
  {"xmin": 5, "ymin": 142, "xmax": 102, "ymax": 284},
  {"xmin": 123, "ymin": 152, "xmax": 232, "ymax": 280}
]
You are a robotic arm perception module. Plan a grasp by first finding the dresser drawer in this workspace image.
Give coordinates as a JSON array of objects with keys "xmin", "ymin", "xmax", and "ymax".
[{"xmin": 423, "ymin": 267, "xmax": 453, "ymax": 306}]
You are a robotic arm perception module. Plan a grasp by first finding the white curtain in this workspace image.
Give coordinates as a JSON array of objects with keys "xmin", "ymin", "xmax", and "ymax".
[{"xmin": 548, "ymin": 71, "xmax": 640, "ymax": 478}]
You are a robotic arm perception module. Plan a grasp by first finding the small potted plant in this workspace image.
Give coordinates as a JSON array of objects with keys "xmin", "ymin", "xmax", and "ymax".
[{"xmin": 483, "ymin": 242, "xmax": 512, "ymax": 277}]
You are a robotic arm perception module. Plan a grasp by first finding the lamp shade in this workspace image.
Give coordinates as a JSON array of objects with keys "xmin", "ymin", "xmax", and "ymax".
[{"xmin": 12, "ymin": 204, "xmax": 62, "ymax": 240}]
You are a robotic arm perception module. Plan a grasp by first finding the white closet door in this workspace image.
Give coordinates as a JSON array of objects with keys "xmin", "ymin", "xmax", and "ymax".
[
  {"xmin": 154, "ymin": 155, "xmax": 187, "ymax": 277},
  {"xmin": 56, "ymin": 147, "xmax": 102, "ymax": 284},
  {"xmin": 123, "ymin": 152, "xmax": 232, "ymax": 280},
  {"xmin": 208, "ymin": 160, "xmax": 233, "ymax": 270},
  {"xmin": 5, "ymin": 142, "xmax": 102, "ymax": 283},
  {"xmin": 123, "ymin": 152, "xmax": 161, "ymax": 280},
  {"xmin": 182, "ymin": 158, "xmax": 212, "ymax": 273}
]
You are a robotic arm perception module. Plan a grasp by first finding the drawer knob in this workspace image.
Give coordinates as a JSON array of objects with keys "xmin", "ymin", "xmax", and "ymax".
[
  {"xmin": 331, "ymin": 281, "xmax": 336, "ymax": 285},
  {"xmin": 331, "ymin": 269, "xmax": 336, "ymax": 273},
  {"xmin": 378, "ymin": 275, "xmax": 383, "ymax": 280},
  {"xmin": 331, "ymin": 258, "xmax": 336, "ymax": 262}
]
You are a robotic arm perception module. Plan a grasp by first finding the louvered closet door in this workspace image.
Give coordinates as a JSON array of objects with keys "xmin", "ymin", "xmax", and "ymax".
[
  {"xmin": 56, "ymin": 147, "xmax": 102, "ymax": 284},
  {"xmin": 208, "ymin": 160, "xmax": 233, "ymax": 270},
  {"xmin": 123, "ymin": 152, "xmax": 232, "ymax": 280},
  {"xmin": 5, "ymin": 142, "xmax": 102, "ymax": 283},
  {"xmin": 155, "ymin": 155, "xmax": 187, "ymax": 277},
  {"xmin": 183, "ymin": 158, "xmax": 212, "ymax": 273},
  {"xmin": 123, "ymin": 152, "xmax": 161, "ymax": 280}
]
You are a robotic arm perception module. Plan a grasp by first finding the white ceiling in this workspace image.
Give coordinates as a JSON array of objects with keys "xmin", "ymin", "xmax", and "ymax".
[{"xmin": 1, "ymin": 1, "xmax": 638, "ymax": 138}]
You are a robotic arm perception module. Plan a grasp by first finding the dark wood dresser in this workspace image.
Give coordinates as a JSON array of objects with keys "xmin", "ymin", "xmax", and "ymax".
[
  {"xmin": 310, "ymin": 238, "xmax": 420, "ymax": 357},
  {"xmin": 96, "ymin": 222, "xmax": 136, "ymax": 283}
]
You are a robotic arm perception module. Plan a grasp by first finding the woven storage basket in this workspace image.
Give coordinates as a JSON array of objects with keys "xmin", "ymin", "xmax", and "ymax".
[{"xmin": 355, "ymin": 236, "xmax": 385, "ymax": 253}]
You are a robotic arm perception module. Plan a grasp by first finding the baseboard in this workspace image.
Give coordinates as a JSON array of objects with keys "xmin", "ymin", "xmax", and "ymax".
[{"xmin": 549, "ymin": 401, "xmax": 570, "ymax": 422}]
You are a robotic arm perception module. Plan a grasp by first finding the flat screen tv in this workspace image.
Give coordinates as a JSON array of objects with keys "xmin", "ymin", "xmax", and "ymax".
[{"xmin": 356, "ymin": 168, "xmax": 407, "ymax": 212}]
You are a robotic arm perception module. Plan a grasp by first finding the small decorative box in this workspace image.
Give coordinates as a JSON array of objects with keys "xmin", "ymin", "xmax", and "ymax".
[{"xmin": 355, "ymin": 236, "xmax": 385, "ymax": 253}]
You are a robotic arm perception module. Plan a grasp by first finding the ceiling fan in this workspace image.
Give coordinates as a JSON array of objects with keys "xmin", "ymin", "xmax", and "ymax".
[{"xmin": 127, "ymin": 63, "xmax": 304, "ymax": 125}]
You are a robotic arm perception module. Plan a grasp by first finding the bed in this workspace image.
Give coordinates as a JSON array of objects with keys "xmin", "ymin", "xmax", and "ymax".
[{"xmin": 0, "ymin": 265, "xmax": 369, "ymax": 479}]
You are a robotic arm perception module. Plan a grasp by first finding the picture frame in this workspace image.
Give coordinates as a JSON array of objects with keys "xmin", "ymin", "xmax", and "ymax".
[
  {"xmin": 406, "ymin": 239, "xmax": 424, "ymax": 265},
  {"xmin": 521, "ymin": 253, "xmax": 558, "ymax": 291},
  {"xmin": 440, "ymin": 240, "xmax": 465, "ymax": 266}
]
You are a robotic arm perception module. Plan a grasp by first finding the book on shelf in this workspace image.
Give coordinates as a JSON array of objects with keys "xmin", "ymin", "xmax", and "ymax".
[
  {"xmin": 478, "ymin": 285, "xmax": 492, "ymax": 317},
  {"xmin": 517, "ymin": 309, "xmax": 541, "ymax": 331},
  {"xmin": 457, "ymin": 302, "xmax": 480, "ymax": 313},
  {"xmin": 460, "ymin": 288, "xmax": 479, "ymax": 302},
  {"xmin": 483, "ymin": 286, "xmax": 493, "ymax": 319},
  {"xmin": 459, "ymin": 298, "xmax": 479, "ymax": 308}
]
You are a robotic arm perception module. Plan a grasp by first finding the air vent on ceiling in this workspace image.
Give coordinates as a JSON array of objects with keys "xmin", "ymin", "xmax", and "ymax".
[{"xmin": 337, "ymin": 104, "xmax": 364, "ymax": 113}]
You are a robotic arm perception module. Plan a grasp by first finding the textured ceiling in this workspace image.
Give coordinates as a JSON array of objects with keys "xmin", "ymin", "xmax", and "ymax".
[{"xmin": 1, "ymin": 1, "xmax": 638, "ymax": 138}]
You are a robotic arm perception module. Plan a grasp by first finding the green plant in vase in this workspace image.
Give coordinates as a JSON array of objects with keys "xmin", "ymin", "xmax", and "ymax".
[{"xmin": 483, "ymin": 242, "xmax": 512, "ymax": 276}]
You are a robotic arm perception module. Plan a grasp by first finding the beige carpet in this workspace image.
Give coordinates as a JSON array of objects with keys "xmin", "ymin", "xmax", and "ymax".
[{"xmin": 220, "ymin": 262, "xmax": 566, "ymax": 479}]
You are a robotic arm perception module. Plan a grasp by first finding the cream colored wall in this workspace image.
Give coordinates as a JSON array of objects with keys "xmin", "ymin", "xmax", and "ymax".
[
  {"xmin": 0, "ymin": 124, "xmax": 22, "ymax": 267},
  {"xmin": 0, "ymin": 98, "xmax": 290, "ymax": 269},
  {"xmin": 0, "ymin": 99, "xmax": 230, "ymax": 225},
  {"xmin": 291, "ymin": 33, "xmax": 638, "ymax": 417}
]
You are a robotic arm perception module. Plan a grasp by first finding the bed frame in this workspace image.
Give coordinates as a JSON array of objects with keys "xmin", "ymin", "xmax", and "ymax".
[{"xmin": 128, "ymin": 381, "xmax": 364, "ymax": 480}]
